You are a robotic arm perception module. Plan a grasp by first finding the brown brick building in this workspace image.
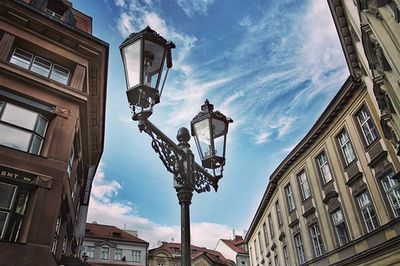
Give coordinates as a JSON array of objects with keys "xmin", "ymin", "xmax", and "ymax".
[{"xmin": 0, "ymin": 0, "xmax": 108, "ymax": 265}]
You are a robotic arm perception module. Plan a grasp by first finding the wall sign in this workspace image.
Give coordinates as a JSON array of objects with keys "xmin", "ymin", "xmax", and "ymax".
[{"xmin": 0, "ymin": 165, "xmax": 37, "ymax": 184}]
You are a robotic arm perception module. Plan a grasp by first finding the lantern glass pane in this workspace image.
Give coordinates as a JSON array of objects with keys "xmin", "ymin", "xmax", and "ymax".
[
  {"xmin": 143, "ymin": 40, "xmax": 165, "ymax": 88},
  {"xmin": 194, "ymin": 119, "xmax": 212, "ymax": 158},
  {"xmin": 211, "ymin": 118, "xmax": 226, "ymax": 157},
  {"xmin": 211, "ymin": 118, "xmax": 226, "ymax": 138},
  {"xmin": 123, "ymin": 40, "xmax": 141, "ymax": 89}
]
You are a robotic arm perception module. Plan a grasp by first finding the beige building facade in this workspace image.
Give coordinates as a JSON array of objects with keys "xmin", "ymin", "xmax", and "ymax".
[
  {"xmin": 245, "ymin": 0, "xmax": 400, "ymax": 265},
  {"xmin": 245, "ymin": 77, "xmax": 400, "ymax": 265},
  {"xmin": 328, "ymin": 0, "xmax": 400, "ymax": 158}
]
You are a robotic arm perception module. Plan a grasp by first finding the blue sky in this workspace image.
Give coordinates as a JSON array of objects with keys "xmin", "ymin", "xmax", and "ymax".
[{"xmin": 70, "ymin": 0, "xmax": 348, "ymax": 249}]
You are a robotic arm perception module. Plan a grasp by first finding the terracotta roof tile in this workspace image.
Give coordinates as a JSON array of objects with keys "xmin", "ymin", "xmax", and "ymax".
[
  {"xmin": 220, "ymin": 235, "xmax": 247, "ymax": 254},
  {"xmin": 85, "ymin": 223, "xmax": 148, "ymax": 245}
]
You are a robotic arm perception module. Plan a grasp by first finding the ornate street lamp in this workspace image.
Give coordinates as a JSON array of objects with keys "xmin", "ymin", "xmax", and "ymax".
[
  {"xmin": 120, "ymin": 27, "xmax": 232, "ymax": 266},
  {"xmin": 191, "ymin": 99, "xmax": 233, "ymax": 178},
  {"xmin": 120, "ymin": 26, "xmax": 175, "ymax": 120}
]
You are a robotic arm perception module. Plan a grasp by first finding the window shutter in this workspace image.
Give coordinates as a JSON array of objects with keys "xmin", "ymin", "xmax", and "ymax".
[
  {"xmin": 70, "ymin": 65, "xmax": 86, "ymax": 91},
  {"xmin": 0, "ymin": 32, "xmax": 15, "ymax": 60}
]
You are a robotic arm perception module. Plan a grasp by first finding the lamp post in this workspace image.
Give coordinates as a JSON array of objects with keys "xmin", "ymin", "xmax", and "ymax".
[{"xmin": 120, "ymin": 27, "xmax": 232, "ymax": 266}]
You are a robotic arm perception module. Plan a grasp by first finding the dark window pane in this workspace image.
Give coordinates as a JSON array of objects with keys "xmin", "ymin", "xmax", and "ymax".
[{"xmin": 0, "ymin": 183, "xmax": 16, "ymax": 210}]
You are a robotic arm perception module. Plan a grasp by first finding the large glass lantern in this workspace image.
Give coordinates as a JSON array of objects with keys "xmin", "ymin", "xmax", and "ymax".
[
  {"xmin": 191, "ymin": 100, "xmax": 233, "ymax": 177},
  {"xmin": 120, "ymin": 26, "xmax": 175, "ymax": 120}
]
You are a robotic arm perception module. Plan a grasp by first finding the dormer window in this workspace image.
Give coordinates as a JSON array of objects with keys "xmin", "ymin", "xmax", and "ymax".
[
  {"xmin": 45, "ymin": 8, "xmax": 63, "ymax": 20},
  {"xmin": 45, "ymin": 0, "xmax": 68, "ymax": 21}
]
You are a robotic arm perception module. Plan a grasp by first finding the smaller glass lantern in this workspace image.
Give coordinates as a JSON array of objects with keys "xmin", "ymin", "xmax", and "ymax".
[
  {"xmin": 191, "ymin": 100, "xmax": 233, "ymax": 177},
  {"xmin": 120, "ymin": 26, "xmax": 175, "ymax": 119}
]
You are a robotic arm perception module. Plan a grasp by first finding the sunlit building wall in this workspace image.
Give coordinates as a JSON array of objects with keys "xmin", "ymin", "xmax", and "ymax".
[{"xmin": 245, "ymin": 0, "xmax": 400, "ymax": 265}]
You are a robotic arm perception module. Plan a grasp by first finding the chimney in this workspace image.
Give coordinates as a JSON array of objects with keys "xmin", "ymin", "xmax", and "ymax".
[{"xmin": 232, "ymin": 229, "xmax": 236, "ymax": 240}]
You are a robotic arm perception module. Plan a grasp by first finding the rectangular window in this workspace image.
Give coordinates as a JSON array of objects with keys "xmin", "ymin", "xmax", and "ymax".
[
  {"xmin": 381, "ymin": 171, "xmax": 400, "ymax": 218},
  {"xmin": 263, "ymin": 222, "xmax": 269, "ymax": 246},
  {"xmin": 114, "ymin": 249, "xmax": 122, "ymax": 261},
  {"xmin": 254, "ymin": 239, "xmax": 258, "ymax": 258},
  {"xmin": 274, "ymin": 255, "xmax": 279, "ymax": 266},
  {"xmin": 331, "ymin": 209, "xmax": 349, "ymax": 246},
  {"xmin": 0, "ymin": 101, "xmax": 48, "ymax": 155},
  {"xmin": 356, "ymin": 191, "xmax": 379, "ymax": 232},
  {"xmin": 283, "ymin": 245, "xmax": 290, "ymax": 266},
  {"xmin": 294, "ymin": 234, "xmax": 306, "ymax": 264},
  {"xmin": 258, "ymin": 231, "xmax": 263, "ymax": 254},
  {"xmin": 10, "ymin": 48, "xmax": 70, "ymax": 85},
  {"xmin": 50, "ymin": 64, "xmax": 70, "ymax": 85},
  {"xmin": 86, "ymin": 246, "xmax": 95, "ymax": 259},
  {"xmin": 100, "ymin": 247, "xmax": 109, "ymax": 260},
  {"xmin": 356, "ymin": 106, "xmax": 378, "ymax": 146},
  {"xmin": 31, "ymin": 56, "xmax": 52, "ymax": 77},
  {"xmin": 0, "ymin": 182, "xmax": 29, "ymax": 243},
  {"xmin": 337, "ymin": 129, "xmax": 356, "ymax": 165},
  {"xmin": 9, "ymin": 48, "xmax": 33, "ymax": 69},
  {"xmin": 276, "ymin": 201, "xmax": 283, "ymax": 226},
  {"xmin": 51, "ymin": 215, "xmax": 61, "ymax": 255},
  {"xmin": 298, "ymin": 171, "xmax": 311, "ymax": 200},
  {"xmin": 309, "ymin": 224, "xmax": 324, "ymax": 257},
  {"xmin": 45, "ymin": 8, "xmax": 63, "ymax": 20},
  {"xmin": 132, "ymin": 250, "xmax": 141, "ymax": 262},
  {"xmin": 268, "ymin": 214, "xmax": 274, "ymax": 238},
  {"xmin": 316, "ymin": 151, "xmax": 333, "ymax": 185},
  {"xmin": 285, "ymin": 184, "xmax": 296, "ymax": 212}
]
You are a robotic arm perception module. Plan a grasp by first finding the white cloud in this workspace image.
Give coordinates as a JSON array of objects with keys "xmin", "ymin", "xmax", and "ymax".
[
  {"xmin": 115, "ymin": 0, "xmax": 126, "ymax": 7},
  {"xmin": 177, "ymin": 0, "xmax": 215, "ymax": 17},
  {"xmin": 88, "ymin": 163, "xmax": 235, "ymax": 248}
]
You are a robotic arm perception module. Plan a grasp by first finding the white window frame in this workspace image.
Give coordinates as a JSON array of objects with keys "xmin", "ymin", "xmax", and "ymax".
[
  {"xmin": 51, "ymin": 215, "xmax": 61, "ymax": 255},
  {"xmin": 356, "ymin": 106, "xmax": 378, "ymax": 146},
  {"xmin": 263, "ymin": 222, "xmax": 269, "ymax": 246},
  {"xmin": 86, "ymin": 246, "xmax": 95, "ymax": 259},
  {"xmin": 381, "ymin": 171, "xmax": 400, "ymax": 218},
  {"xmin": 337, "ymin": 129, "xmax": 356, "ymax": 165},
  {"xmin": 309, "ymin": 224, "xmax": 324, "ymax": 257},
  {"xmin": 0, "ymin": 101, "xmax": 49, "ymax": 155},
  {"xmin": 294, "ymin": 234, "xmax": 306, "ymax": 264},
  {"xmin": 276, "ymin": 201, "xmax": 283, "ymax": 226},
  {"xmin": 283, "ymin": 245, "xmax": 290, "ymax": 266},
  {"xmin": 100, "ymin": 246, "xmax": 109, "ymax": 260},
  {"xmin": 285, "ymin": 184, "xmax": 296, "ymax": 212},
  {"xmin": 298, "ymin": 171, "xmax": 311, "ymax": 200},
  {"xmin": 357, "ymin": 191, "xmax": 379, "ymax": 232},
  {"xmin": 268, "ymin": 214, "xmax": 274, "ymax": 238},
  {"xmin": 331, "ymin": 209, "xmax": 349, "ymax": 246},
  {"xmin": 114, "ymin": 248, "xmax": 123, "ymax": 261},
  {"xmin": 10, "ymin": 48, "xmax": 70, "ymax": 85},
  {"xmin": 316, "ymin": 151, "xmax": 333, "ymax": 185},
  {"xmin": 132, "ymin": 250, "xmax": 141, "ymax": 262}
]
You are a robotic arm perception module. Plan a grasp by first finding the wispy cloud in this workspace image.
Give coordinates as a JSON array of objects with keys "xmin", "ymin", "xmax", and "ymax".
[
  {"xmin": 176, "ymin": 0, "xmax": 215, "ymax": 17},
  {"xmin": 88, "ymin": 164, "xmax": 235, "ymax": 248}
]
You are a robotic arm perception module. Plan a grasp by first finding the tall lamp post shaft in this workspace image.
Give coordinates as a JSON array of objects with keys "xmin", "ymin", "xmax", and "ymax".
[{"xmin": 177, "ymin": 189, "xmax": 192, "ymax": 265}]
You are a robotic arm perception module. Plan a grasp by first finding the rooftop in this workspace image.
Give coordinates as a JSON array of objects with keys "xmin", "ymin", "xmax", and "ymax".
[{"xmin": 84, "ymin": 223, "xmax": 148, "ymax": 245}]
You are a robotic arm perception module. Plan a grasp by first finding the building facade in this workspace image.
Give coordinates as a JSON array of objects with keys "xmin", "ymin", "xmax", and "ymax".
[
  {"xmin": 328, "ymin": 0, "xmax": 400, "ymax": 158},
  {"xmin": 148, "ymin": 242, "xmax": 234, "ymax": 266},
  {"xmin": 215, "ymin": 235, "xmax": 250, "ymax": 266},
  {"xmin": 82, "ymin": 223, "xmax": 148, "ymax": 266},
  {"xmin": 245, "ymin": 76, "xmax": 400, "ymax": 265},
  {"xmin": 0, "ymin": 0, "xmax": 108, "ymax": 265}
]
